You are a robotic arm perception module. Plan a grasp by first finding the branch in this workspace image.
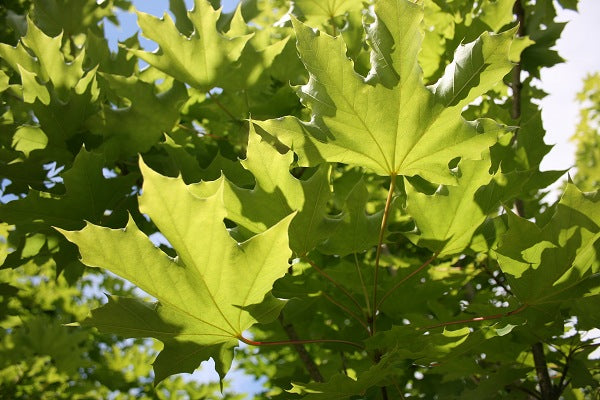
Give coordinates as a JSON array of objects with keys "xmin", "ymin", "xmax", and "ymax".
[
  {"xmin": 206, "ymin": 91, "xmax": 238, "ymax": 122},
  {"xmin": 531, "ymin": 342, "xmax": 555, "ymax": 400},
  {"xmin": 372, "ymin": 174, "xmax": 397, "ymax": 334},
  {"xmin": 279, "ymin": 316, "xmax": 324, "ymax": 382}
]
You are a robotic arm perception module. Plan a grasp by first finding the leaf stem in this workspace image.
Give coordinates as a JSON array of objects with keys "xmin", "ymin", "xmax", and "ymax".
[
  {"xmin": 377, "ymin": 252, "xmax": 438, "ymax": 310},
  {"xmin": 305, "ymin": 257, "xmax": 364, "ymax": 315},
  {"xmin": 321, "ymin": 291, "xmax": 370, "ymax": 332},
  {"xmin": 237, "ymin": 335, "xmax": 365, "ymax": 350},
  {"xmin": 371, "ymin": 174, "xmax": 397, "ymax": 335},
  {"xmin": 206, "ymin": 91, "xmax": 238, "ymax": 121},
  {"xmin": 420, "ymin": 303, "xmax": 528, "ymax": 331},
  {"xmin": 353, "ymin": 253, "xmax": 371, "ymax": 314}
]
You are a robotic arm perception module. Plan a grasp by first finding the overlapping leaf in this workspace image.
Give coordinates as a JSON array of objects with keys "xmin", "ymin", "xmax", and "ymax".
[
  {"xmin": 86, "ymin": 74, "xmax": 187, "ymax": 160},
  {"xmin": 130, "ymin": 0, "xmax": 252, "ymax": 89},
  {"xmin": 255, "ymin": 0, "xmax": 517, "ymax": 183},
  {"xmin": 192, "ymin": 126, "xmax": 333, "ymax": 255},
  {"xmin": 0, "ymin": 17, "xmax": 97, "ymax": 103},
  {"xmin": 0, "ymin": 149, "xmax": 135, "ymax": 230},
  {"xmin": 404, "ymin": 157, "xmax": 495, "ymax": 256},
  {"xmin": 59, "ymin": 160, "xmax": 294, "ymax": 381},
  {"xmin": 495, "ymin": 183, "xmax": 600, "ymax": 304}
]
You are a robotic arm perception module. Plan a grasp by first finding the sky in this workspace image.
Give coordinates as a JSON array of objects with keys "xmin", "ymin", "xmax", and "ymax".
[{"xmin": 101, "ymin": 0, "xmax": 600, "ymax": 394}]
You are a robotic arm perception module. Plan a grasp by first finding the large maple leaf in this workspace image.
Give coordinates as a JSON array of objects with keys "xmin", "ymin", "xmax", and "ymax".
[
  {"xmin": 256, "ymin": 0, "xmax": 517, "ymax": 183},
  {"xmin": 59, "ymin": 160, "xmax": 294, "ymax": 382},
  {"xmin": 129, "ymin": 0, "xmax": 252, "ymax": 89}
]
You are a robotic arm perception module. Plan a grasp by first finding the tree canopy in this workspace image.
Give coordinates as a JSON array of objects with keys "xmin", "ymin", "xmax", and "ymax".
[{"xmin": 1, "ymin": 0, "xmax": 598, "ymax": 399}]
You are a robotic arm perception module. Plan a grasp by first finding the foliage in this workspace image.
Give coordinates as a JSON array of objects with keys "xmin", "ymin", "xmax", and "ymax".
[
  {"xmin": 1, "ymin": 0, "xmax": 599, "ymax": 398},
  {"xmin": 572, "ymin": 73, "xmax": 600, "ymax": 191}
]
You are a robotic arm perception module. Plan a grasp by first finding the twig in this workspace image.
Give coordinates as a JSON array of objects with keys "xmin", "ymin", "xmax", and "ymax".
[
  {"xmin": 321, "ymin": 292, "xmax": 370, "ymax": 332},
  {"xmin": 354, "ymin": 253, "xmax": 372, "ymax": 316},
  {"xmin": 206, "ymin": 91, "xmax": 238, "ymax": 121},
  {"xmin": 238, "ymin": 333, "xmax": 364, "ymax": 350}
]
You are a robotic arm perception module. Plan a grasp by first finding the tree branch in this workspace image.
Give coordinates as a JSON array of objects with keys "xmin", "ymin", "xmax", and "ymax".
[
  {"xmin": 279, "ymin": 316, "xmax": 324, "ymax": 382},
  {"xmin": 532, "ymin": 342, "xmax": 555, "ymax": 400}
]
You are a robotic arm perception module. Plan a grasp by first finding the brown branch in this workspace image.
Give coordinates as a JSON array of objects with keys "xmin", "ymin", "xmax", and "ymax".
[
  {"xmin": 532, "ymin": 342, "xmax": 555, "ymax": 400},
  {"xmin": 238, "ymin": 333, "xmax": 364, "ymax": 350},
  {"xmin": 278, "ymin": 316, "xmax": 324, "ymax": 382}
]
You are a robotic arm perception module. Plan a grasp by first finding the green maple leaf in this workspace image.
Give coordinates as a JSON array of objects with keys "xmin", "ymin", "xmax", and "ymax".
[
  {"xmin": 289, "ymin": 348, "xmax": 403, "ymax": 399},
  {"xmin": 59, "ymin": 160, "xmax": 294, "ymax": 382},
  {"xmin": 292, "ymin": 0, "xmax": 364, "ymax": 26},
  {"xmin": 256, "ymin": 0, "xmax": 517, "ymax": 183},
  {"xmin": 404, "ymin": 157, "xmax": 495, "ymax": 256},
  {"xmin": 86, "ymin": 74, "xmax": 187, "ymax": 160},
  {"xmin": 0, "ymin": 149, "xmax": 135, "ymax": 230},
  {"xmin": 0, "ymin": 17, "xmax": 91, "ymax": 102},
  {"xmin": 192, "ymin": 125, "xmax": 334, "ymax": 255},
  {"xmin": 129, "ymin": 0, "xmax": 252, "ymax": 89},
  {"xmin": 495, "ymin": 183, "xmax": 600, "ymax": 304},
  {"xmin": 318, "ymin": 178, "xmax": 383, "ymax": 256}
]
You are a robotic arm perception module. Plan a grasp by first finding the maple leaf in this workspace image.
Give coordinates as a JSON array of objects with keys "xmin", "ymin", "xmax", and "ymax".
[
  {"xmin": 0, "ymin": 149, "xmax": 135, "ymax": 231},
  {"xmin": 255, "ymin": 0, "xmax": 517, "ymax": 183},
  {"xmin": 58, "ymin": 160, "xmax": 294, "ymax": 382},
  {"xmin": 292, "ymin": 0, "xmax": 364, "ymax": 27},
  {"xmin": 129, "ymin": 0, "xmax": 252, "ymax": 89},
  {"xmin": 85, "ymin": 74, "xmax": 187, "ymax": 161},
  {"xmin": 404, "ymin": 157, "xmax": 495, "ymax": 256},
  {"xmin": 495, "ymin": 183, "xmax": 600, "ymax": 304},
  {"xmin": 192, "ymin": 125, "xmax": 334, "ymax": 255}
]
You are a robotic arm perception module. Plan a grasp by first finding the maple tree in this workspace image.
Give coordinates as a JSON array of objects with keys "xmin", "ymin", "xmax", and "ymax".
[{"xmin": 1, "ymin": 0, "xmax": 599, "ymax": 398}]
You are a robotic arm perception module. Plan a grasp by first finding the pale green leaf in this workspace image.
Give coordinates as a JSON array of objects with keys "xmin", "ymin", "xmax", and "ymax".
[
  {"xmin": 192, "ymin": 125, "xmax": 335, "ymax": 255},
  {"xmin": 256, "ymin": 0, "xmax": 515, "ymax": 183},
  {"xmin": 404, "ymin": 157, "xmax": 494, "ymax": 256},
  {"xmin": 496, "ymin": 183, "xmax": 600, "ymax": 304},
  {"xmin": 59, "ymin": 159, "xmax": 295, "ymax": 381},
  {"xmin": 130, "ymin": 0, "xmax": 252, "ymax": 89}
]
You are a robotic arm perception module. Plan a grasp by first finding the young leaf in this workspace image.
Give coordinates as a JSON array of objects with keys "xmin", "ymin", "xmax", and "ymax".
[
  {"xmin": 58, "ymin": 160, "xmax": 294, "ymax": 382},
  {"xmin": 256, "ymin": 0, "xmax": 516, "ymax": 183}
]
